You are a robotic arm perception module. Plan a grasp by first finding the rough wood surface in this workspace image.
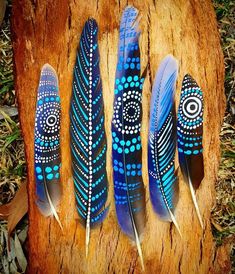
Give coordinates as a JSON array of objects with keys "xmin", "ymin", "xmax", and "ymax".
[{"xmin": 12, "ymin": 0, "xmax": 227, "ymax": 273}]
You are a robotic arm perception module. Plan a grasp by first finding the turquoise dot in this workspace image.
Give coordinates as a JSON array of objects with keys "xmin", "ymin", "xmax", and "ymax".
[
  {"xmin": 118, "ymin": 85, "xmax": 123, "ymax": 91},
  {"xmin": 115, "ymin": 137, "xmax": 119, "ymax": 142},
  {"xmin": 40, "ymin": 141, "xmax": 44, "ymax": 146},
  {"xmin": 132, "ymin": 164, "xmax": 136, "ymax": 168},
  {"xmin": 130, "ymin": 82, "xmax": 135, "ymax": 87},
  {"xmin": 127, "ymin": 76, "xmax": 132, "ymax": 82},
  {"xmin": 45, "ymin": 143, "xmax": 49, "ymax": 147},
  {"xmin": 38, "ymin": 100, "xmax": 43, "ymax": 105},
  {"xmin": 53, "ymin": 165, "xmax": 59, "ymax": 171},
  {"xmin": 91, "ymin": 208, "xmax": 95, "ymax": 213},
  {"xmin": 121, "ymin": 77, "xmax": 126, "ymax": 83},
  {"xmin": 130, "ymin": 145, "xmax": 135, "ymax": 152},
  {"xmin": 56, "ymin": 96, "xmax": 60, "ymax": 102},
  {"xmin": 193, "ymin": 150, "xmax": 199, "ymax": 155},
  {"xmin": 36, "ymin": 139, "xmax": 40, "ymax": 143},
  {"xmin": 178, "ymin": 148, "xmax": 183, "ymax": 153},
  {"xmin": 124, "ymin": 83, "xmax": 129, "ymax": 89},
  {"xmin": 37, "ymin": 175, "xmax": 43, "ymax": 180},
  {"xmin": 50, "ymin": 97, "xmax": 55, "ymax": 101},
  {"xmin": 135, "ymin": 82, "xmax": 139, "ymax": 87},
  {"xmin": 114, "ymin": 166, "xmax": 118, "ymax": 171},
  {"xmin": 136, "ymin": 144, "xmax": 141, "ymax": 150},
  {"xmin": 116, "ymin": 79, "xmax": 120, "ymax": 85},
  {"xmin": 124, "ymin": 148, "xmax": 129, "ymax": 154},
  {"xmin": 113, "ymin": 143, "xmax": 118, "ymax": 150},
  {"xmin": 92, "ymin": 197, "xmax": 95, "ymax": 201},
  {"xmin": 127, "ymin": 171, "xmax": 130, "ymax": 176},
  {"xmin": 120, "ymin": 140, "xmax": 125, "ymax": 146},
  {"xmin": 45, "ymin": 97, "xmax": 49, "ymax": 102},
  {"xmin": 46, "ymin": 173, "xmax": 53, "ymax": 180},
  {"xmin": 50, "ymin": 142, "xmax": 54, "ymax": 147},
  {"xmin": 132, "ymin": 138, "xmax": 137, "ymax": 144},
  {"xmin": 55, "ymin": 173, "xmax": 60, "ymax": 179},
  {"xmin": 117, "ymin": 148, "xmax": 122, "ymax": 154},
  {"xmin": 134, "ymin": 75, "xmax": 138, "ymax": 81},
  {"xmin": 45, "ymin": 167, "xmax": 52, "ymax": 173},
  {"xmin": 114, "ymin": 89, "xmax": 118, "ymax": 95},
  {"xmin": 126, "ymin": 140, "xmax": 131, "ymax": 146},
  {"xmin": 112, "ymin": 132, "xmax": 116, "ymax": 137},
  {"xmin": 36, "ymin": 167, "xmax": 42, "ymax": 174},
  {"xmin": 138, "ymin": 136, "xmax": 141, "ymax": 141},
  {"xmin": 55, "ymin": 141, "xmax": 59, "ymax": 145}
]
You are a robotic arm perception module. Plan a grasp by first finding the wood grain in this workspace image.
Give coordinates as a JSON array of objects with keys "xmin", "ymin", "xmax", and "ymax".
[{"xmin": 12, "ymin": 0, "xmax": 227, "ymax": 273}]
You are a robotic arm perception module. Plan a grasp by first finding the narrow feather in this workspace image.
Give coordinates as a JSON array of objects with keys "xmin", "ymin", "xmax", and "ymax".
[
  {"xmin": 34, "ymin": 64, "xmax": 62, "ymax": 229},
  {"xmin": 112, "ymin": 6, "xmax": 146, "ymax": 269},
  {"xmin": 148, "ymin": 55, "xmax": 181, "ymax": 236},
  {"xmin": 70, "ymin": 19, "xmax": 109, "ymax": 255},
  {"xmin": 177, "ymin": 74, "xmax": 204, "ymax": 228}
]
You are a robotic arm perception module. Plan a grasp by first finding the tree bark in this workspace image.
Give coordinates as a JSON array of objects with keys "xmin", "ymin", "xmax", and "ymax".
[{"xmin": 12, "ymin": 0, "xmax": 227, "ymax": 273}]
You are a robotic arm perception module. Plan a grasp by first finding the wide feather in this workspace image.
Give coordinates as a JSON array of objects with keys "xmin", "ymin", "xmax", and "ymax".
[
  {"xmin": 34, "ymin": 64, "xmax": 62, "ymax": 229},
  {"xmin": 177, "ymin": 74, "xmax": 204, "ymax": 228},
  {"xmin": 111, "ymin": 6, "xmax": 146, "ymax": 269},
  {"xmin": 70, "ymin": 19, "xmax": 109, "ymax": 256},
  {"xmin": 148, "ymin": 55, "xmax": 181, "ymax": 236}
]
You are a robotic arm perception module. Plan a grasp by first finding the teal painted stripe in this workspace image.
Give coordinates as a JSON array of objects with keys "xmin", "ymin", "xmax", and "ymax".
[
  {"xmin": 74, "ymin": 178, "xmax": 88, "ymax": 200},
  {"xmin": 77, "ymin": 206, "xmax": 86, "ymax": 219},
  {"xmin": 73, "ymin": 73, "xmax": 88, "ymax": 104},
  {"xmin": 80, "ymin": 41, "xmax": 89, "ymax": 67},
  {"xmin": 73, "ymin": 89, "xmax": 88, "ymax": 121},
  {"xmin": 71, "ymin": 146, "xmax": 88, "ymax": 173},
  {"xmin": 71, "ymin": 104, "xmax": 88, "ymax": 134},
  {"xmin": 73, "ymin": 168, "xmax": 88, "ymax": 188},
  {"xmin": 75, "ymin": 192, "xmax": 86, "ymax": 211},
  {"xmin": 71, "ymin": 137, "xmax": 88, "ymax": 158},
  {"xmin": 77, "ymin": 54, "xmax": 88, "ymax": 86},
  {"xmin": 71, "ymin": 118, "xmax": 88, "ymax": 146},
  {"xmin": 162, "ymin": 166, "xmax": 174, "ymax": 181}
]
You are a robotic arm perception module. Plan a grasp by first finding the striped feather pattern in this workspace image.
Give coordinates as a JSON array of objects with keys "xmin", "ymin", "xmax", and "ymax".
[
  {"xmin": 70, "ymin": 19, "xmax": 108, "ymax": 254},
  {"xmin": 148, "ymin": 55, "xmax": 180, "ymax": 235}
]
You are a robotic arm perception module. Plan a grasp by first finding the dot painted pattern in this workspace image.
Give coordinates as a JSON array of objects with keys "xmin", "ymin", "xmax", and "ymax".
[
  {"xmin": 177, "ymin": 74, "xmax": 203, "ymax": 156},
  {"xmin": 148, "ymin": 55, "xmax": 179, "ymax": 221},
  {"xmin": 111, "ymin": 6, "xmax": 146, "ymax": 239},
  {"xmin": 70, "ymin": 19, "xmax": 108, "ymax": 228},
  {"xmin": 34, "ymin": 64, "xmax": 61, "ymax": 215}
]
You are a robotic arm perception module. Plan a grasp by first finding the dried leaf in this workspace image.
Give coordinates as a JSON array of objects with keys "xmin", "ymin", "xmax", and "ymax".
[
  {"xmin": 14, "ymin": 233, "xmax": 27, "ymax": 273},
  {"xmin": 0, "ymin": 106, "xmax": 18, "ymax": 120},
  {"xmin": 0, "ymin": 182, "xmax": 28, "ymax": 235}
]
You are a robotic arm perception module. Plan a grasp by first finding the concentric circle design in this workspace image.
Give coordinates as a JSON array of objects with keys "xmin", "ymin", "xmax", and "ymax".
[
  {"xmin": 46, "ymin": 114, "xmax": 57, "ymax": 127},
  {"xmin": 182, "ymin": 96, "xmax": 202, "ymax": 119}
]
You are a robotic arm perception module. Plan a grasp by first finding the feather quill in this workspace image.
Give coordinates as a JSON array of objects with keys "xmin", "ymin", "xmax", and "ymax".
[
  {"xmin": 148, "ymin": 55, "xmax": 181, "ymax": 236},
  {"xmin": 177, "ymin": 74, "xmax": 204, "ymax": 228},
  {"xmin": 70, "ymin": 19, "xmax": 109, "ymax": 256},
  {"xmin": 34, "ymin": 64, "xmax": 62, "ymax": 229},
  {"xmin": 112, "ymin": 6, "xmax": 146, "ymax": 269}
]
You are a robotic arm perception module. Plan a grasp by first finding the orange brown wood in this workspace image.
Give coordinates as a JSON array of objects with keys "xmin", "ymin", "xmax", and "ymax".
[{"xmin": 12, "ymin": 0, "xmax": 227, "ymax": 273}]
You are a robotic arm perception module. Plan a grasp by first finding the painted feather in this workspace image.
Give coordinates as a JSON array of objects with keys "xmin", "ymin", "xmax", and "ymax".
[
  {"xmin": 34, "ymin": 64, "xmax": 62, "ymax": 229},
  {"xmin": 177, "ymin": 74, "xmax": 204, "ymax": 228},
  {"xmin": 70, "ymin": 19, "xmax": 109, "ymax": 256},
  {"xmin": 148, "ymin": 55, "xmax": 181, "ymax": 236},
  {"xmin": 112, "ymin": 6, "xmax": 146, "ymax": 269}
]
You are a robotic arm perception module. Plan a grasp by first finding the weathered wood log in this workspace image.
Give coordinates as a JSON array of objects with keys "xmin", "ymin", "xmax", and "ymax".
[{"xmin": 12, "ymin": 0, "xmax": 227, "ymax": 273}]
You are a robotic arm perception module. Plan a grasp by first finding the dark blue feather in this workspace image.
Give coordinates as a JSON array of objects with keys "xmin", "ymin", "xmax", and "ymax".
[
  {"xmin": 148, "ymin": 55, "xmax": 181, "ymax": 235},
  {"xmin": 111, "ymin": 6, "xmax": 146, "ymax": 268},
  {"xmin": 177, "ymin": 74, "xmax": 204, "ymax": 228},
  {"xmin": 34, "ymin": 64, "xmax": 62, "ymax": 228},
  {"xmin": 70, "ymin": 19, "xmax": 108, "ymax": 255}
]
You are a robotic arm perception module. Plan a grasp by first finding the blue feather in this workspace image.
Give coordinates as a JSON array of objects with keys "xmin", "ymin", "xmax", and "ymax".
[
  {"xmin": 112, "ymin": 6, "xmax": 146, "ymax": 269},
  {"xmin": 34, "ymin": 64, "xmax": 62, "ymax": 229},
  {"xmin": 177, "ymin": 74, "xmax": 204, "ymax": 228},
  {"xmin": 148, "ymin": 55, "xmax": 181, "ymax": 235},
  {"xmin": 70, "ymin": 19, "xmax": 109, "ymax": 255}
]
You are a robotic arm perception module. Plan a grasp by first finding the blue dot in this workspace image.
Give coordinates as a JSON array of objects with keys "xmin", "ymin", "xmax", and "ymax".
[
  {"xmin": 45, "ymin": 167, "xmax": 52, "ymax": 173},
  {"xmin": 130, "ymin": 145, "xmax": 135, "ymax": 152},
  {"xmin": 36, "ymin": 139, "xmax": 40, "ymax": 143},
  {"xmin": 127, "ymin": 164, "xmax": 131, "ymax": 170},
  {"xmin": 136, "ymin": 57, "xmax": 140, "ymax": 62},
  {"xmin": 127, "ymin": 76, "xmax": 132, "ymax": 82},
  {"xmin": 55, "ymin": 173, "xmax": 60, "ymax": 179},
  {"xmin": 114, "ymin": 166, "xmax": 118, "ymax": 172},
  {"xmin": 137, "ymin": 164, "xmax": 141, "ymax": 169},
  {"xmin": 45, "ymin": 97, "xmax": 49, "ymax": 102},
  {"xmin": 114, "ymin": 159, "xmax": 118, "ymax": 165},
  {"xmin": 124, "ymin": 64, "xmax": 129, "ymax": 70},
  {"xmin": 121, "ymin": 77, "xmax": 126, "ymax": 83},
  {"xmin": 127, "ymin": 57, "xmax": 131, "ymax": 63},
  {"xmin": 50, "ymin": 142, "xmax": 54, "ymax": 147},
  {"xmin": 119, "ymin": 162, "xmax": 123, "ymax": 167},
  {"xmin": 53, "ymin": 165, "xmax": 59, "ymax": 171},
  {"xmin": 118, "ymin": 64, "xmax": 122, "ymax": 70},
  {"xmin": 119, "ymin": 168, "xmax": 124, "ymax": 174},
  {"xmin": 37, "ymin": 175, "xmax": 43, "ymax": 180},
  {"xmin": 50, "ymin": 97, "xmax": 55, "ymax": 101},
  {"xmin": 132, "ymin": 164, "xmax": 136, "ymax": 168},
  {"xmin": 45, "ymin": 142, "xmax": 49, "ymax": 147},
  {"xmin": 46, "ymin": 173, "xmax": 53, "ymax": 180},
  {"xmin": 127, "ymin": 171, "xmax": 130, "ymax": 176},
  {"xmin": 130, "ymin": 63, "xmax": 135, "ymax": 69},
  {"xmin": 132, "ymin": 58, "xmax": 136, "ymax": 62},
  {"xmin": 131, "ymin": 171, "xmax": 136, "ymax": 176},
  {"xmin": 36, "ymin": 167, "xmax": 42, "ymax": 174},
  {"xmin": 38, "ymin": 100, "xmax": 43, "ymax": 105},
  {"xmin": 137, "ymin": 64, "xmax": 140, "ymax": 70},
  {"xmin": 137, "ymin": 171, "xmax": 142, "ymax": 176}
]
